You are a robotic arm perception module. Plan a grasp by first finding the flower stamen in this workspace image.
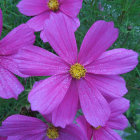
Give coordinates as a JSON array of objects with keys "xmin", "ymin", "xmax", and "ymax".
[
  {"xmin": 69, "ymin": 63, "xmax": 86, "ymax": 80},
  {"xmin": 95, "ymin": 126, "xmax": 101, "ymax": 130},
  {"xmin": 46, "ymin": 126, "xmax": 59, "ymax": 139},
  {"xmin": 48, "ymin": 0, "xmax": 59, "ymax": 11}
]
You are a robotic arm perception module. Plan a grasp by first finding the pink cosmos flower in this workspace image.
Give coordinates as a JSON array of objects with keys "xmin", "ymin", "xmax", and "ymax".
[
  {"xmin": 76, "ymin": 98, "xmax": 130, "ymax": 140},
  {"xmin": 0, "ymin": 114, "xmax": 87, "ymax": 140},
  {"xmin": 17, "ymin": 0, "xmax": 82, "ymax": 41},
  {"xmin": 0, "ymin": 9, "xmax": 35, "ymax": 99},
  {"xmin": 15, "ymin": 15, "xmax": 138, "ymax": 128}
]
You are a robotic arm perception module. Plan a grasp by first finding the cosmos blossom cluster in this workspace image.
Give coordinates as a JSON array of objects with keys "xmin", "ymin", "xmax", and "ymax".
[{"xmin": 0, "ymin": 0, "xmax": 138, "ymax": 140}]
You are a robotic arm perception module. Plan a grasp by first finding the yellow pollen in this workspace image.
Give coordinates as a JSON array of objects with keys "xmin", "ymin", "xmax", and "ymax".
[
  {"xmin": 46, "ymin": 126, "xmax": 59, "ymax": 140},
  {"xmin": 48, "ymin": 0, "xmax": 59, "ymax": 11},
  {"xmin": 69, "ymin": 63, "xmax": 86, "ymax": 80},
  {"xmin": 95, "ymin": 126, "xmax": 101, "ymax": 130}
]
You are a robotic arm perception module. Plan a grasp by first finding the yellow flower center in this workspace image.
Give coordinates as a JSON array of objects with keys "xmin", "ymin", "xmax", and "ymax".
[
  {"xmin": 46, "ymin": 126, "xmax": 59, "ymax": 139},
  {"xmin": 69, "ymin": 63, "xmax": 86, "ymax": 80},
  {"xmin": 48, "ymin": 0, "xmax": 59, "ymax": 11},
  {"xmin": 95, "ymin": 126, "xmax": 101, "ymax": 130}
]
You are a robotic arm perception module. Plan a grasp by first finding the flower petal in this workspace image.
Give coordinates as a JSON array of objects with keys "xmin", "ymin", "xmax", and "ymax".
[
  {"xmin": 0, "ymin": 9, "xmax": 3, "ymax": 37},
  {"xmin": 78, "ymin": 20, "xmax": 118, "ymax": 65},
  {"xmin": 59, "ymin": 0, "xmax": 83, "ymax": 17},
  {"xmin": 58, "ymin": 124, "xmax": 88, "ymax": 140},
  {"xmin": 85, "ymin": 74, "xmax": 127, "ymax": 99},
  {"xmin": 0, "ymin": 115, "xmax": 47, "ymax": 136},
  {"xmin": 41, "ymin": 12, "xmax": 78, "ymax": 64},
  {"xmin": 8, "ymin": 134, "xmax": 47, "ymax": 140},
  {"xmin": 1, "ymin": 55, "xmax": 28, "ymax": 78},
  {"xmin": 27, "ymin": 12, "xmax": 50, "ymax": 32},
  {"xmin": 93, "ymin": 127, "xmax": 121, "ymax": 140},
  {"xmin": 0, "ymin": 24, "xmax": 35, "ymax": 55},
  {"xmin": 107, "ymin": 114, "xmax": 128, "ymax": 130},
  {"xmin": 52, "ymin": 79, "xmax": 79, "ymax": 128},
  {"xmin": 110, "ymin": 98, "xmax": 130, "ymax": 116},
  {"xmin": 17, "ymin": 0, "xmax": 48, "ymax": 16},
  {"xmin": 77, "ymin": 79, "xmax": 110, "ymax": 127},
  {"xmin": 86, "ymin": 48, "xmax": 138, "ymax": 75},
  {"xmin": 28, "ymin": 74, "xmax": 72, "ymax": 114},
  {"xmin": 15, "ymin": 46, "xmax": 69, "ymax": 76},
  {"xmin": 76, "ymin": 116, "xmax": 93, "ymax": 140},
  {"xmin": 0, "ymin": 137, "xmax": 7, "ymax": 140},
  {"xmin": 41, "ymin": 16, "xmax": 80, "ymax": 43},
  {"xmin": 0, "ymin": 67, "xmax": 24, "ymax": 99}
]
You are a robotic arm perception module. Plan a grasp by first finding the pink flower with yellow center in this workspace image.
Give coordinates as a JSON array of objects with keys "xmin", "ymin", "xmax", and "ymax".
[
  {"xmin": 15, "ymin": 14, "xmax": 138, "ymax": 128},
  {"xmin": 17, "ymin": 0, "xmax": 83, "ymax": 41},
  {"xmin": 0, "ymin": 114, "xmax": 87, "ymax": 140},
  {"xmin": 76, "ymin": 98, "xmax": 130, "ymax": 140},
  {"xmin": 0, "ymin": 9, "xmax": 35, "ymax": 99}
]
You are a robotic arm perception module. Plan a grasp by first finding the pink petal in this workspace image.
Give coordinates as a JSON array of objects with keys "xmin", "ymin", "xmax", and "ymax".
[
  {"xmin": 107, "ymin": 114, "xmax": 128, "ymax": 130},
  {"xmin": 76, "ymin": 116, "xmax": 93, "ymax": 140},
  {"xmin": 58, "ymin": 124, "xmax": 88, "ymax": 140},
  {"xmin": 110, "ymin": 98, "xmax": 130, "ymax": 116},
  {"xmin": 77, "ymin": 79, "xmax": 110, "ymax": 127},
  {"xmin": 59, "ymin": 0, "xmax": 83, "ymax": 17},
  {"xmin": 86, "ymin": 48, "xmax": 138, "ymax": 75},
  {"xmin": 17, "ymin": 0, "xmax": 48, "ymax": 16},
  {"xmin": 78, "ymin": 20, "xmax": 118, "ymax": 65},
  {"xmin": 0, "ymin": 67, "xmax": 24, "ymax": 99},
  {"xmin": 27, "ymin": 11, "xmax": 50, "ymax": 32},
  {"xmin": 0, "ymin": 115, "xmax": 47, "ymax": 136},
  {"xmin": 8, "ymin": 133, "xmax": 47, "ymax": 140},
  {"xmin": 41, "ymin": 16, "xmax": 80, "ymax": 43},
  {"xmin": 28, "ymin": 74, "xmax": 72, "ymax": 114},
  {"xmin": 0, "ymin": 24, "xmax": 35, "ymax": 55},
  {"xmin": 41, "ymin": 12, "xmax": 78, "ymax": 64},
  {"xmin": 0, "ymin": 9, "xmax": 3, "ymax": 37},
  {"xmin": 52, "ymin": 79, "xmax": 79, "ymax": 128},
  {"xmin": 1, "ymin": 55, "xmax": 28, "ymax": 78},
  {"xmin": 15, "ymin": 46, "xmax": 69, "ymax": 76},
  {"xmin": 93, "ymin": 127, "xmax": 122, "ymax": 140},
  {"xmin": 85, "ymin": 74, "xmax": 127, "ymax": 99},
  {"xmin": 0, "ymin": 137, "xmax": 7, "ymax": 140}
]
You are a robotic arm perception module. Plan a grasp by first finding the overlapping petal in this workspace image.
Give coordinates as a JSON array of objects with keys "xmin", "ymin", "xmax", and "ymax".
[
  {"xmin": 85, "ymin": 74, "xmax": 127, "ymax": 99},
  {"xmin": 41, "ymin": 12, "xmax": 78, "ymax": 64},
  {"xmin": 1, "ymin": 55, "xmax": 28, "ymax": 77},
  {"xmin": 76, "ymin": 116, "xmax": 93, "ymax": 140},
  {"xmin": 107, "ymin": 114, "xmax": 128, "ymax": 130},
  {"xmin": 52, "ymin": 79, "xmax": 79, "ymax": 128},
  {"xmin": 0, "ymin": 9, "xmax": 3, "ymax": 37},
  {"xmin": 77, "ymin": 79, "xmax": 110, "ymax": 127},
  {"xmin": 15, "ymin": 46, "xmax": 69, "ymax": 76},
  {"xmin": 0, "ymin": 115, "xmax": 47, "ymax": 136},
  {"xmin": 110, "ymin": 98, "xmax": 130, "ymax": 117},
  {"xmin": 27, "ymin": 12, "xmax": 50, "ymax": 32},
  {"xmin": 8, "ymin": 134, "xmax": 47, "ymax": 140},
  {"xmin": 28, "ymin": 74, "xmax": 72, "ymax": 114},
  {"xmin": 17, "ymin": 0, "xmax": 48, "ymax": 16},
  {"xmin": 59, "ymin": 0, "xmax": 83, "ymax": 17},
  {"xmin": 0, "ymin": 67, "xmax": 24, "ymax": 99},
  {"xmin": 0, "ymin": 24, "xmax": 35, "ymax": 55},
  {"xmin": 78, "ymin": 20, "xmax": 118, "ymax": 65},
  {"xmin": 86, "ymin": 48, "xmax": 138, "ymax": 75},
  {"xmin": 93, "ymin": 127, "xmax": 121, "ymax": 140},
  {"xmin": 59, "ymin": 124, "xmax": 88, "ymax": 140},
  {"xmin": 0, "ymin": 137, "xmax": 7, "ymax": 140}
]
